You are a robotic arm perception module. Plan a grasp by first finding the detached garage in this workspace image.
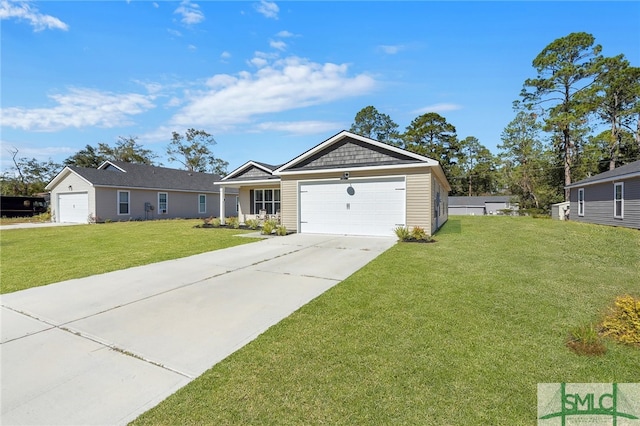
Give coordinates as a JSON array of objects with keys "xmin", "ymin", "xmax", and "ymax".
[{"xmin": 218, "ymin": 130, "xmax": 451, "ymax": 237}]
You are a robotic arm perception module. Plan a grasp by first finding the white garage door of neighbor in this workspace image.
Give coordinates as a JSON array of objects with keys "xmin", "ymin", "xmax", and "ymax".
[
  {"xmin": 299, "ymin": 177, "xmax": 406, "ymax": 237},
  {"xmin": 58, "ymin": 193, "xmax": 89, "ymax": 223}
]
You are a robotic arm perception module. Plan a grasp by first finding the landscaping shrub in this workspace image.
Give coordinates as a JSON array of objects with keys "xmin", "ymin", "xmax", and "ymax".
[
  {"xmin": 410, "ymin": 226, "xmax": 428, "ymax": 240},
  {"xmin": 566, "ymin": 323, "xmax": 606, "ymax": 356},
  {"xmin": 226, "ymin": 216, "xmax": 240, "ymax": 229},
  {"xmin": 261, "ymin": 219, "xmax": 278, "ymax": 235},
  {"xmin": 394, "ymin": 226, "xmax": 433, "ymax": 243},
  {"xmin": 276, "ymin": 225, "xmax": 287, "ymax": 236},
  {"xmin": 394, "ymin": 226, "xmax": 411, "ymax": 241},
  {"xmin": 211, "ymin": 217, "xmax": 221, "ymax": 227},
  {"xmin": 601, "ymin": 295, "xmax": 640, "ymax": 346},
  {"xmin": 245, "ymin": 218, "xmax": 260, "ymax": 230}
]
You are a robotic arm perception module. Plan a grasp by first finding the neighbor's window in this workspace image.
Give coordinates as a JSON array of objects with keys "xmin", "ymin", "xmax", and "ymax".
[
  {"xmin": 158, "ymin": 192, "xmax": 168, "ymax": 214},
  {"xmin": 577, "ymin": 188, "xmax": 585, "ymax": 217},
  {"xmin": 254, "ymin": 189, "xmax": 280, "ymax": 215},
  {"xmin": 118, "ymin": 191, "xmax": 130, "ymax": 215},
  {"xmin": 614, "ymin": 182, "xmax": 624, "ymax": 219},
  {"xmin": 198, "ymin": 194, "xmax": 206, "ymax": 214}
]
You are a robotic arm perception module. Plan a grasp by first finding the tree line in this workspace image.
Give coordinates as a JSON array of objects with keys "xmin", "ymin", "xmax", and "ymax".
[
  {"xmin": 0, "ymin": 129, "xmax": 228, "ymax": 196},
  {"xmin": 349, "ymin": 32, "xmax": 639, "ymax": 211},
  {"xmin": 3, "ymin": 32, "xmax": 638, "ymax": 213}
]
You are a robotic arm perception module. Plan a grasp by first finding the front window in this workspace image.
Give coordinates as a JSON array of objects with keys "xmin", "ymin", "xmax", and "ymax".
[
  {"xmin": 158, "ymin": 192, "xmax": 168, "ymax": 214},
  {"xmin": 254, "ymin": 189, "xmax": 280, "ymax": 215},
  {"xmin": 118, "ymin": 191, "xmax": 129, "ymax": 215},
  {"xmin": 614, "ymin": 183, "xmax": 624, "ymax": 218},
  {"xmin": 198, "ymin": 194, "xmax": 206, "ymax": 214},
  {"xmin": 577, "ymin": 188, "xmax": 584, "ymax": 217}
]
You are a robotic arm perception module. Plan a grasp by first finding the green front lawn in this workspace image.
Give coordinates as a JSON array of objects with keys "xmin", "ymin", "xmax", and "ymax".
[
  {"xmin": 0, "ymin": 220, "xmax": 259, "ymax": 294},
  {"xmin": 132, "ymin": 216, "xmax": 640, "ymax": 425}
]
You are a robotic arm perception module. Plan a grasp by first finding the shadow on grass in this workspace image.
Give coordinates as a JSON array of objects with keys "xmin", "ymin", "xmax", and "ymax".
[{"xmin": 435, "ymin": 219, "xmax": 461, "ymax": 235}]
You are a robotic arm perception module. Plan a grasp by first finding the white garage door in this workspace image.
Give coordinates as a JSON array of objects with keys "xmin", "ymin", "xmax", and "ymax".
[
  {"xmin": 58, "ymin": 193, "xmax": 89, "ymax": 223},
  {"xmin": 299, "ymin": 177, "xmax": 405, "ymax": 237}
]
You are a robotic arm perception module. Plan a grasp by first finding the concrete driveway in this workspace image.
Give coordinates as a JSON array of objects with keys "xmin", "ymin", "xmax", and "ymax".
[{"xmin": 0, "ymin": 233, "xmax": 396, "ymax": 425}]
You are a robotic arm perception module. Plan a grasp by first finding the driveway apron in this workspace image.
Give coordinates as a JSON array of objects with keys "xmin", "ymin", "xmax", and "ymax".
[{"xmin": 1, "ymin": 233, "xmax": 396, "ymax": 425}]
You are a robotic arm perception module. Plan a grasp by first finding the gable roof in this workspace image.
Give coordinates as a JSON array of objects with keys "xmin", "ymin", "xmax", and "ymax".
[
  {"xmin": 566, "ymin": 160, "xmax": 640, "ymax": 188},
  {"xmin": 46, "ymin": 161, "xmax": 226, "ymax": 193},
  {"xmin": 274, "ymin": 130, "xmax": 439, "ymax": 174},
  {"xmin": 221, "ymin": 160, "xmax": 281, "ymax": 183}
]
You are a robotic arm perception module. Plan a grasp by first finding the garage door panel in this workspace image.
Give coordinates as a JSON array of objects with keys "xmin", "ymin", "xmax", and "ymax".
[
  {"xmin": 58, "ymin": 193, "xmax": 89, "ymax": 223},
  {"xmin": 299, "ymin": 178, "xmax": 405, "ymax": 236}
]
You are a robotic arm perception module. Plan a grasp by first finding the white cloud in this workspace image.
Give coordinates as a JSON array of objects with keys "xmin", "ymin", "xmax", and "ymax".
[
  {"xmin": 269, "ymin": 40, "xmax": 286, "ymax": 51},
  {"xmin": 220, "ymin": 51, "xmax": 231, "ymax": 61},
  {"xmin": 379, "ymin": 44, "xmax": 405, "ymax": 55},
  {"xmin": 153, "ymin": 2, "xmax": 159, "ymax": 8},
  {"xmin": 168, "ymin": 56, "xmax": 375, "ymax": 131},
  {"xmin": 255, "ymin": 0, "xmax": 278, "ymax": 19},
  {"xmin": 188, "ymin": 44, "xmax": 197, "ymax": 51},
  {"xmin": 254, "ymin": 121, "xmax": 343, "ymax": 135},
  {"xmin": 1, "ymin": 88, "xmax": 155, "ymax": 131},
  {"xmin": 413, "ymin": 103, "xmax": 463, "ymax": 114},
  {"xmin": 276, "ymin": 30, "xmax": 294, "ymax": 38},
  {"xmin": 174, "ymin": 0, "xmax": 204, "ymax": 25},
  {"xmin": 167, "ymin": 28, "xmax": 182, "ymax": 37},
  {"xmin": 0, "ymin": 0, "xmax": 68, "ymax": 31}
]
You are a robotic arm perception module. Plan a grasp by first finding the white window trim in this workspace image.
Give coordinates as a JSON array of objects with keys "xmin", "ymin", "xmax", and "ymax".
[
  {"xmin": 198, "ymin": 194, "xmax": 206, "ymax": 214},
  {"xmin": 117, "ymin": 190, "xmax": 130, "ymax": 215},
  {"xmin": 158, "ymin": 192, "xmax": 168, "ymax": 214},
  {"xmin": 577, "ymin": 188, "xmax": 585, "ymax": 217},
  {"xmin": 614, "ymin": 182, "xmax": 624, "ymax": 219}
]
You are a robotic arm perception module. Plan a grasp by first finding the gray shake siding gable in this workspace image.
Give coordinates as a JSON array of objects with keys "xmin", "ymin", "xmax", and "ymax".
[
  {"xmin": 289, "ymin": 137, "xmax": 417, "ymax": 170},
  {"xmin": 567, "ymin": 160, "xmax": 640, "ymax": 230}
]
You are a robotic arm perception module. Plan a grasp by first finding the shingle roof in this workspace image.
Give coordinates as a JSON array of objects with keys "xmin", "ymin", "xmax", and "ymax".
[
  {"xmin": 566, "ymin": 160, "xmax": 640, "ymax": 188},
  {"xmin": 67, "ymin": 161, "xmax": 225, "ymax": 192}
]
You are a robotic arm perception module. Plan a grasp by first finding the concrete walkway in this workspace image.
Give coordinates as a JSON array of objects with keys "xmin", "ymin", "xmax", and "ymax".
[{"xmin": 0, "ymin": 233, "xmax": 396, "ymax": 425}]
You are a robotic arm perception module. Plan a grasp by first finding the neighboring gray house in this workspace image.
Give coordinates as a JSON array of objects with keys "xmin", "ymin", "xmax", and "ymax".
[
  {"xmin": 46, "ymin": 161, "xmax": 237, "ymax": 223},
  {"xmin": 448, "ymin": 196, "xmax": 517, "ymax": 216},
  {"xmin": 217, "ymin": 130, "xmax": 451, "ymax": 237},
  {"xmin": 566, "ymin": 160, "xmax": 640, "ymax": 230}
]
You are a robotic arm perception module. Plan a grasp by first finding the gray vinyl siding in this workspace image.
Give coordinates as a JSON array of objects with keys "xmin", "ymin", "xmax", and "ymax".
[
  {"xmin": 569, "ymin": 177, "xmax": 640, "ymax": 229},
  {"xmin": 94, "ymin": 188, "xmax": 224, "ymax": 222}
]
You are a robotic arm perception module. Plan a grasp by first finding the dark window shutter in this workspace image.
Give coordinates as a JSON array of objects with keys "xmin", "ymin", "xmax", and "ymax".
[{"xmin": 250, "ymin": 190, "xmax": 254, "ymax": 214}]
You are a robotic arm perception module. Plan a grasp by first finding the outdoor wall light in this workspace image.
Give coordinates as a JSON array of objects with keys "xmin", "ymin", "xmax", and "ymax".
[{"xmin": 68, "ymin": 185, "xmax": 73, "ymax": 191}]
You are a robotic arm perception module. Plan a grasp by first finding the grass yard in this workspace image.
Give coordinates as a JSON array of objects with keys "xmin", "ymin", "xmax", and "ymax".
[
  {"xmin": 0, "ymin": 220, "xmax": 260, "ymax": 294},
  {"xmin": 132, "ymin": 216, "xmax": 640, "ymax": 425}
]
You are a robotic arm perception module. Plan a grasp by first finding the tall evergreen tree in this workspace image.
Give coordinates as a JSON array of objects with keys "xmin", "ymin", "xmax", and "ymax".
[
  {"xmin": 521, "ymin": 32, "xmax": 602, "ymax": 200},
  {"xmin": 350, "ymin": 106, "xmax": 400, "ymax": 146}
]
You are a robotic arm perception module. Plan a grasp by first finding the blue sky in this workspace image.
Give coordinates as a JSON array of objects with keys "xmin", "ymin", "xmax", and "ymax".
[{"xmin": 1, "ymin": 1, "xmax": 639, "ymax": 174}]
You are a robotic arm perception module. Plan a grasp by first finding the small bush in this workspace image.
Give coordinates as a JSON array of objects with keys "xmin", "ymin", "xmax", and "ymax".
[
  {"xmin": 394, "ymin": 226, "xmax": 411, "ymax": 241},
  {"xmin": 245, "ymin": 218, "xmax": 260, "ymax": 230},
  {"xmin": 567, "ymin": 323, "xmax": 606, "ymax": 356},
  {"xmin": 411, "ymin": 226, "xmax": 428, "ymax": 240},
  {"xmin": 211, "ymin": 218, "xmax": 221, "ymax": 227},
  {"xmin": 226, "ymin": 216, "xmax": 239, "ymax": 229},
  {"xmin": 276, "ymin": 225, "xmax": 287, "ymax": 236},
  {"xmin": 261, "ymin": 219, "xmax": 278, "ymax": 235},
  {"xmin": 601, "ymin": 295, "xmax": 640, "ymax": 346}
]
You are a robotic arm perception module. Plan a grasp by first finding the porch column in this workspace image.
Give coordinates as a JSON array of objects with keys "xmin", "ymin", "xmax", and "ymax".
[{"xmin": 219, "ymin": 186, "xmax": 226, "ymax": 225}]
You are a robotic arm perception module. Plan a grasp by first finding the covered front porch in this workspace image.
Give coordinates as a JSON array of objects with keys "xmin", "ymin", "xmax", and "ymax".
[{"xmin": 217, "ymin": 181, "xmax": 281, "ymax": 226}]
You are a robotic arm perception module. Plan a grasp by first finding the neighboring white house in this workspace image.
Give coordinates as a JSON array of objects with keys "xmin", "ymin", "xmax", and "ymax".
[
  {"xmin": 46, "ymin": 161, "xmax": 237, "ymax": 223},
  {"xmin": 216, "ymin": 130, "xmax": 451, "ymax": 237}
]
